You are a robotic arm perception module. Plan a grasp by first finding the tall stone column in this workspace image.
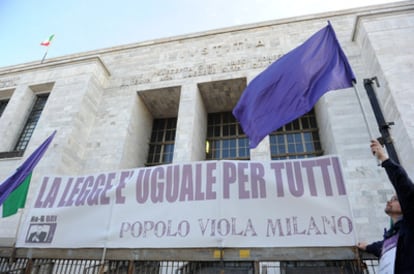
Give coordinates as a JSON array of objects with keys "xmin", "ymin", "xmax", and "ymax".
[
  {"xmin": 0, "ymin": 85, "xmax": 36, "ymax": 151},
  {"xmin": 174, "ymin": 83, "xmax": 207, "ymax": 162}
]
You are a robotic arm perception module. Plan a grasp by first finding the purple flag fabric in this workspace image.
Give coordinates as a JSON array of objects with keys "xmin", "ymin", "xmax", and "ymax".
[
  {"xmin": 0, "ymin": 131, "xmax": 56, "ymax": 205},
  {"xmin": 233, "ymin": 22, "xmax": 355, "ymax": 148}
]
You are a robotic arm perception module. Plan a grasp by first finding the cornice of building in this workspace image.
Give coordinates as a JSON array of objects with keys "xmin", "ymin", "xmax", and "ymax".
[
  {"xmin": 0, "ymin": 55, "xmax": 111, "ymax": 77},
  {"xmin": 352, "ymin": 1, "xmax": 414, "ymax": 41},
  {"xmin": 0, "ymin": 1, "xmax": 412, "ymax": 74}
]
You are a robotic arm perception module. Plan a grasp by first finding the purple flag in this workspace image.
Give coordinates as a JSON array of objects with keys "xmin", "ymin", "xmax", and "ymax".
[
  {"xmin": 233, "ymin": 22, "xmax": 355, "ymax": 148},
  {"xmin": 0, "ymin": 131, "xmax": 56, "ymax": 206}
]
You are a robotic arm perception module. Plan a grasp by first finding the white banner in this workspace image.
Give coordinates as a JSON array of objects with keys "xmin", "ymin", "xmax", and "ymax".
[{"xmin": 17, "ymin": 156, "xmax": 356, "ymax": 248}]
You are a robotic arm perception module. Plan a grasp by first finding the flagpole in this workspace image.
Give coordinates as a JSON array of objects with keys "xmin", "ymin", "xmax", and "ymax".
[
  {"xmin": 99, "ymin": 187, "xmax": 116, "ymax": 273},
  {"xmin": 9, "ymin": 209, "xmax": 25, "ymax": 263},
  {"xmin": 40, "ymin": 49, "xmax": 49, "ymax": 64},
  {"xmin": 352, "ymin": 82, "xmax": 375, "ymax": 140},
  {"xmin": 353, "ymin": 82, "xmax": 383, "ymax": 166}
]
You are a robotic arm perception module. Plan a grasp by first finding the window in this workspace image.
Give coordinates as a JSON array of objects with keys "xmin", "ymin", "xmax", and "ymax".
[
  {"xmin": 0, "ymin": 99, "xmax": 8, "ymax": 117},
  {"xmin": 206, "ymin": 112, "xmax": 249, "ymax": 160},
  {"xmin": 14, "ymin": 94, "xmax": 49, "ymax": 151},
  {"xmin": 270, "ymin": 109, "xmax": 322, "ymax": 160},
  {"xmin": 146, "ymin": 118, "xmax": 177, "ymax": 166}
]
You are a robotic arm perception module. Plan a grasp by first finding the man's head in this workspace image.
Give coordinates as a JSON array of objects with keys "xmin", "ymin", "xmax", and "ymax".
[{"xmin": 385, "ymin": 195, "xmax": 402, "ymax": 219}]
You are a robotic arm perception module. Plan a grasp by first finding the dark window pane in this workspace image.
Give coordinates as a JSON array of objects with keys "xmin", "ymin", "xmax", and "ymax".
[
  {"xmin": 14, "ymin": 94, "xmax": 49, "ymax": 151},
  {"xmin": 206, "ymin": 112, "xmax": 250, "ymax": 160},
  {"xmin": 306, "ymin": 143, "xmax": 314, "ymax": 151},
  {"xmin": 223, "ymin": 125, "xmax": 230, "ymax": 136},
  {"xmin": 302, "ymin": 118, "xmax": 310, "ymax": 128},
  {"xmin": 295, "ymin": 144, "xmax": 303, "ymax": 152},
  {"xmin": 269, "ymin": 109, "xmax": 322, "ymax": 159},
  {"xmin": 229, "ymin": 125, "xmax": 236, "ymax": 135},
  {"xmin": 146, "ymin": 117, "xmax": 177, "ymax": 166},
  {"xmin": 292, "ymin": 120, "xmax": 300, "ymax": 130},
  {"xmin": 213, "ymin": 126, "xmax": 220, "ymax": 137},
  {"xmin": 304, "ymin": 132, "xmax": 312, "ymax": 142},
  {"xmin": 238, "ymin": 124, "xmax": 244, "ymax": 134},
  {"xmin": 155, "ymin": 131, "xmax": 163, "ymax": 142},
  {"xmin": 0, "ymin": 99, "xmax": 8, "ymax": 116}
]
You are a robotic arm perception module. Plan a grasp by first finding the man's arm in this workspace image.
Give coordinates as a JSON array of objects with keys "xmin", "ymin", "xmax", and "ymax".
[
  {"xmin": 371, "ymin": 139, "xmax": 414, "ymax": 225},
  {"xmin": 381, "ymin": 159, "xmax": 414, "ymax": 225},
  {"xmin": 358, "ymin": 240, "xmax": 383, "ymax": 257}
]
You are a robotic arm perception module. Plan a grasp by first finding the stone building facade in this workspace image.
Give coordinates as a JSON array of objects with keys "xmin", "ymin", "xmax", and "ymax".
[{"xmin": 0, "ymin": 0, "xmax": 413, "ymax": 257}]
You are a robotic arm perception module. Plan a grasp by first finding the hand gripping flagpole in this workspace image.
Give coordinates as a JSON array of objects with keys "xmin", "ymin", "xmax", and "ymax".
[{"xmin": 363, "ymin": 78, "xmax": 400, "ymax": 164}]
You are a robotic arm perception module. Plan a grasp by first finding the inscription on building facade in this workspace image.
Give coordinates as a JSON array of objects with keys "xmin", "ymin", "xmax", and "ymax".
[
  {"xmin": 120, "ymin": 54, "xmax": 283, "ymax": 88},
  {"xmin": 119, "ymin": 38, "xmax": 283, "ymax": 87}
]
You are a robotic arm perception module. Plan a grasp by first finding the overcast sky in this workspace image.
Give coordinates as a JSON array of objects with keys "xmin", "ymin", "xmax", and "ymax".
[{"xmin": 0, "ymin": 0, "xmax": 399, "ymax": 67}]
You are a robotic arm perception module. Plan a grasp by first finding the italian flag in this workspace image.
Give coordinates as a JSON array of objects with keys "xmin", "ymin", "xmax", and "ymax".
[{"xmin": 40, "ymin": 34, "xmax": 55, "ymax": 46}]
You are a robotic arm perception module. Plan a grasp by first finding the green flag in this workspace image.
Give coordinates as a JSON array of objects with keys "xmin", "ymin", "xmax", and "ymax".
[
  {"xmin": 1, "ymin": 173, "xmax": 31, "ymax": 217},
  {"xmin": 0, "ymin": 131, "xmax": 56, "ymax": 218}
]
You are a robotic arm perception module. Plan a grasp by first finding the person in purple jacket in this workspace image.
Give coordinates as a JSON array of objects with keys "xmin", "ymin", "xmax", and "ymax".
[{"xmin": 357, "ymin": 139, "xmax": 414, "ymax": 273}]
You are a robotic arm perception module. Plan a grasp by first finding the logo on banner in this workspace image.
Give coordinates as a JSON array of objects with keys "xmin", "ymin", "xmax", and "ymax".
[{"xmin": 25, "ymin": 215, "xmax": 57, "ymax": 244}]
